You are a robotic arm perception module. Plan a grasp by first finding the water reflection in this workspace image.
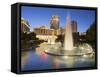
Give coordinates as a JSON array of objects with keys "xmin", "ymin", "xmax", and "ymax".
[
  {"xmin": 52, "ymin": 56, "xmax": 60, "ymax": 69},
  {"xmin": 21, "ymin": 43, "xmax": 95, "ymax": 71}
]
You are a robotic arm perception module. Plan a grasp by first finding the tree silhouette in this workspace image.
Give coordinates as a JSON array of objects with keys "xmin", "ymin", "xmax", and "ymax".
[{"xmin": 86, "ymin": 22, "xmax": 96, "ymax": 48}]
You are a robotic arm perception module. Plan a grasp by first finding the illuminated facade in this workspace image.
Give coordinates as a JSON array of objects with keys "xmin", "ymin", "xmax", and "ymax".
[
  {"xmin": 79, "ymin": 32, "xmax": 86, "ymax": 36},
  {"xmin": 33, "ymin": 26, "xmax": 60, "ymax": 41},
  {"xmin": 34, "ymin": 26, "xmax": 60, "ymax": 35},
  {"xmin": 21, "ymin": 18, "xmax": 30, "ymax": 33}
]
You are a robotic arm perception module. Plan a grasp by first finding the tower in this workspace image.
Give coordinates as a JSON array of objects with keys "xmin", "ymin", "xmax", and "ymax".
[
  {"xmin": 50, "ymin": 15, "xmax": 59, "ymax": 30},
  {"xmin": 71, "ymin": 21, "xmax": 77, "ymax": 32}
]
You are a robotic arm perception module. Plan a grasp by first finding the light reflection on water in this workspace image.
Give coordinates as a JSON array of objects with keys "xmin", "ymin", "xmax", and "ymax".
[{"xmin": 21, "ymin": 46, "xmax": 95, "ymax": 71}]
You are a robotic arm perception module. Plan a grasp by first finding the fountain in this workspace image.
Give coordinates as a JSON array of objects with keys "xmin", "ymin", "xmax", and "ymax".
[
  {"xmin": 47, "ymin": 30, "xmax": 57, "ymax": 45},
  {"xmin": 63, "ymin": 15, "xmax": 73, "ymax": 50},
  {"xmin": 44, "ymin": 14, "xmax": 94, "ymax": 57}
]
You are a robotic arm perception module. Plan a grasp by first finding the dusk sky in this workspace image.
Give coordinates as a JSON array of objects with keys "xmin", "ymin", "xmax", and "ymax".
[{"xmin": 21, "ymin": 6, "xmax": 95, "ymax": 32}]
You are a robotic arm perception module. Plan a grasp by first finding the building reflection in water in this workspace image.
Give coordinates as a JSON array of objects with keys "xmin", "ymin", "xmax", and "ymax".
[
  {"xmin": 61, "ymin": 56, "xmax": 75, "ymax": 68},
  {"xmin": 36, "ymin": 46, "xmax": 48, "ymax": 60},
  {"xmin": 51, "ymin": 56, "xmax": 75, "ymax": 69},
  {"xmin": 21, "ymin": 51, "xmax": 29, "ymax": 69},
  {"xmin": 52, "ymin": 56, "xmax": 60, "ymax": 69}
]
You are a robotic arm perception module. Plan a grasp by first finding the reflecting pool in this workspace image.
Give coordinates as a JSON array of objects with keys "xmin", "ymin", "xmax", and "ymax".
[{"xmin": 21, "ymin": 43, "xmax": 95, "ymax": 71}]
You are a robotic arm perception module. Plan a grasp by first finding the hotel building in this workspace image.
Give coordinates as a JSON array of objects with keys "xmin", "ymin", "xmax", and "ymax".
[
  {"xmin": 50, "ymin": 15, "xmax": 59, "ymax": 30},
  {"xmin": 71, "ymin": 20, "xmax": 77, "ymax": 33},
  {"xmin": 21, "ymin": 18, "xmax": 30, "ymax": 33},
  {"xmin": 33, "ymin": 26, "xmax": 60, "ymax": 41}
]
